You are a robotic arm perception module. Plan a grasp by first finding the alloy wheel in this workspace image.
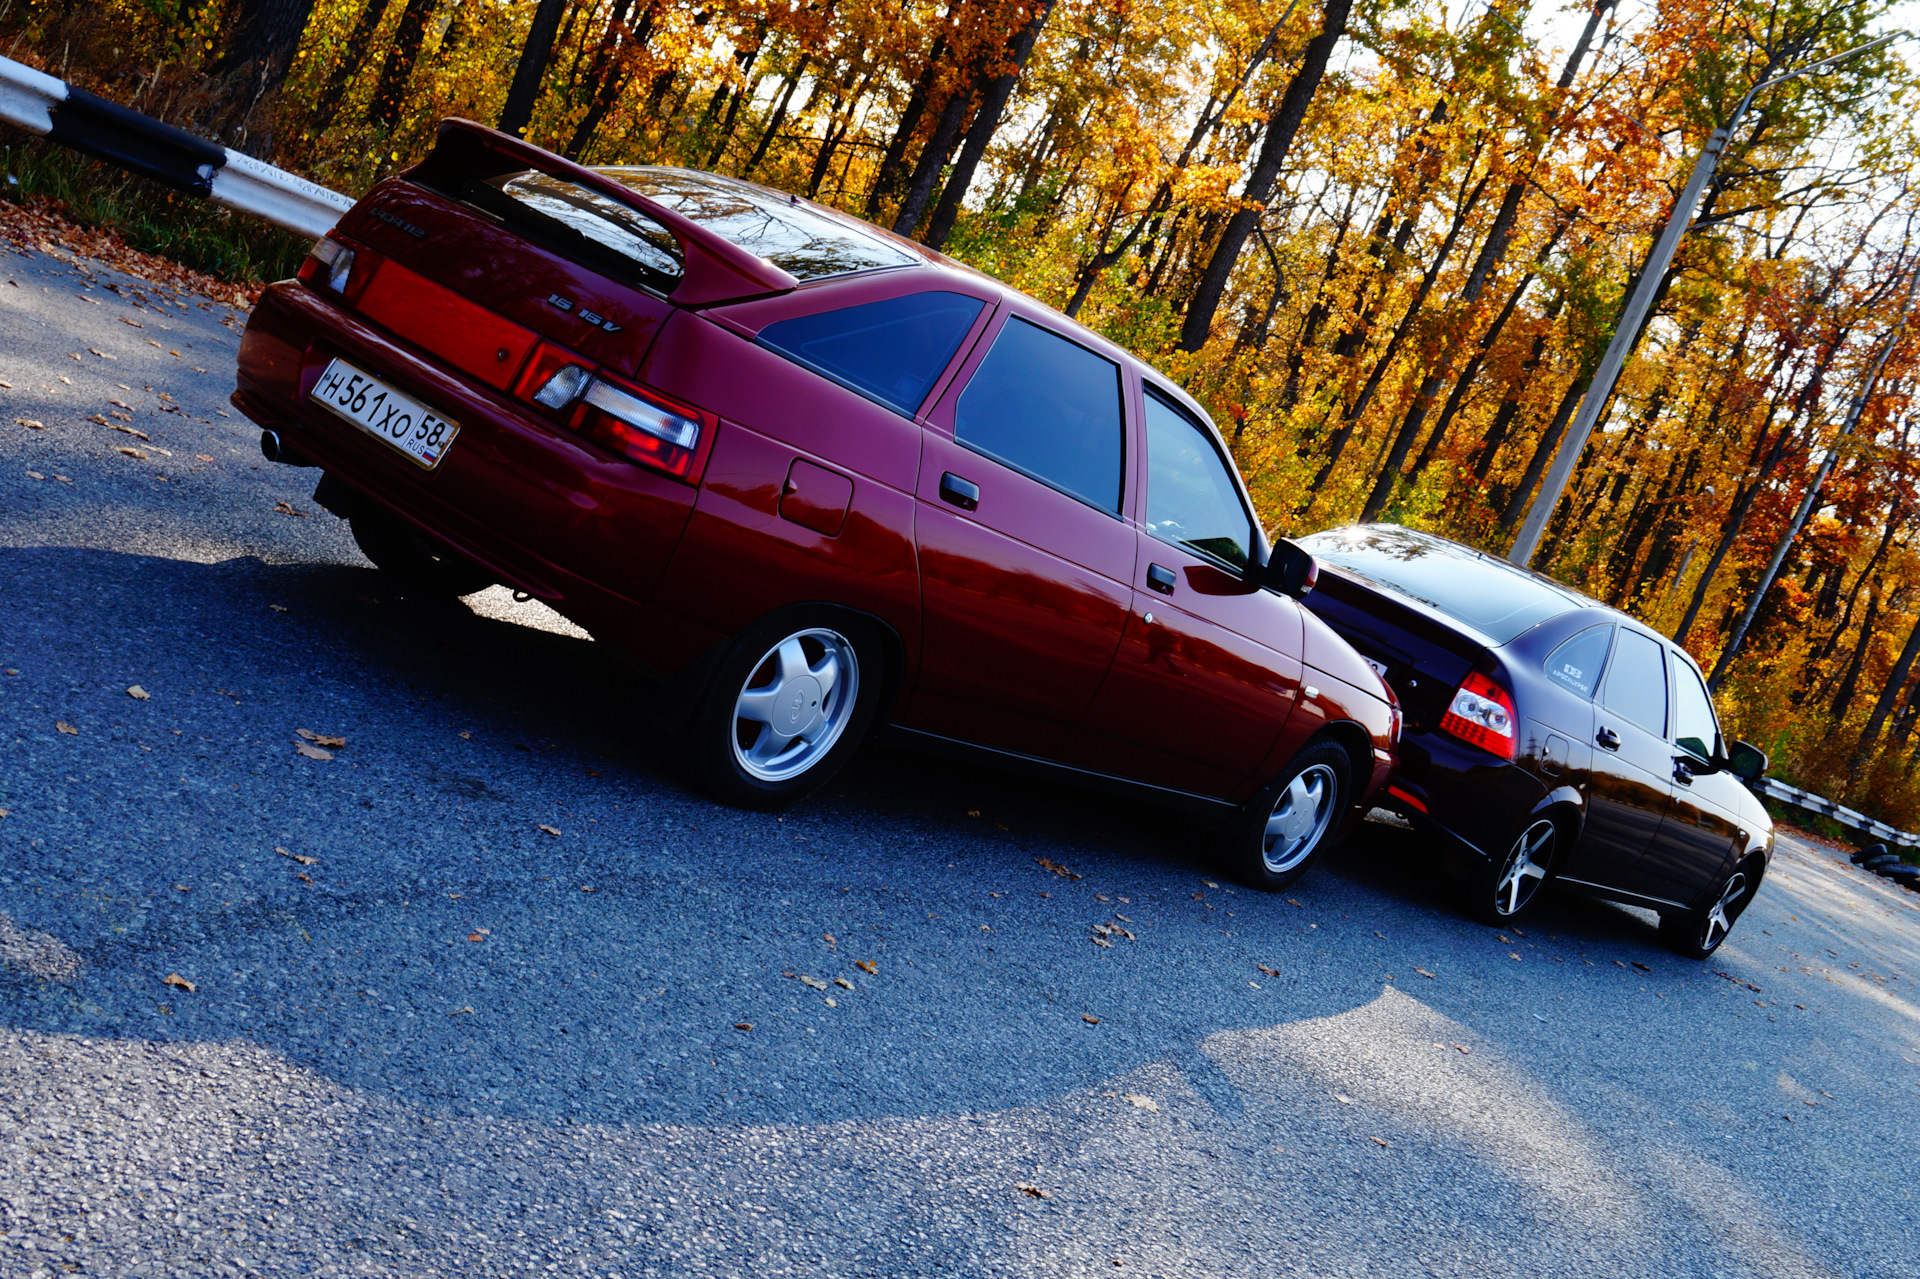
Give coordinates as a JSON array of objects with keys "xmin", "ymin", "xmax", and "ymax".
[
  {"xmin": 729, "ymin": 628, "xmax": 860, "ymax": 783},
  {"xmin": 1262, "ymin": 763, "xmax": 1338, "ymax": 874},
  {"xmin": 1701, "ymin": 870, "xmax": 1749, "ymax": 953},
  {"xmin": 1493, "ymin": 819, "xmax": 1556, "ymax": 917}
]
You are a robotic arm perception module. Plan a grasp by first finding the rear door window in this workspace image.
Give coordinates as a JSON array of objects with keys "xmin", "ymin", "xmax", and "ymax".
[
  {"xmin": 1142, "ymin": 392, "xmax": 1254, "ymax": 570},
  {"xmin": 954, "ymin": 316, "xmax": 1124, "ymax": 513},
  {"xmin": 1544, "ymin": 625, "xmax": 1612, "ymax": 697},
  {"xmin": 1603, "ymin": 629, "xmax": 1668, "ymax": 736},
  {"xmin": 758, "ymin": 291, "xmax": 985, "ymax": 417}
]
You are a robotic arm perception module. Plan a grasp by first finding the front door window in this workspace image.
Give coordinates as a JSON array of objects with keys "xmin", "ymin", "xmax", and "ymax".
[{"xmin": 1142, "ymin": 393, "xmax": 1255, "ymax": 571}]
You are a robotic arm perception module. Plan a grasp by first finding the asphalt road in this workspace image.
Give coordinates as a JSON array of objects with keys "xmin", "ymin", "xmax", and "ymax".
[{"xmin": 4, "ymin": 234, "xmax": 1920, "ymax": 1279}]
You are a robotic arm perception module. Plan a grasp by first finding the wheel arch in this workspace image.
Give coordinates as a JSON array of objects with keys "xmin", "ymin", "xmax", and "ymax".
[{"xmin": 1312, "ymin": 719, "xmax": 1376, "ymax": 804}]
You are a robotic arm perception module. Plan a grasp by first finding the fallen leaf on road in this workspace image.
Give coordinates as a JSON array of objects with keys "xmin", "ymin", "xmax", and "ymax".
[
  {"xmin": 1452, "ymin": 1043, "xmax": 1471, "ymax": 1054},
  {"xmin": 467, "ymin": 932, "xmax": 485, "ymax": 943},
  {"xmin": 1035, "ymin": 857, "xmax": 1083, "ymax": 880},
  {"xmin": 162, "ymin": 973, "xmax": 196, "ymax": 992},
  {"xmin": 119, "ymin": 317, "xmax": 143, "ymax": 327},
  {"xmin": 127, "ymin": 685, "xmax": 149, "ymax": 699},
  {"xmin": 734, "ymin": 1022, "xmax": 753, "ymax": 1031},
  {"xmin": 1125, "ymin": 1094, "xmax": 1158, "ymax": 1112},
  {"xmin": 26, "ymin": 471, "xmax": 45, "ymax": 479},
  {"xmin": 16, "ymin": 419, "xmax": 44, "ymax": 429},
  {"xmin": 1108, "ymin": 923, "xmax": 1135, "ymax": 940},
  {"xmin": 116, "ymin": 447, "xmax": 147, "ymax": 459},
  {"xmin": 1016, "ymin": 1184, "xmax": 1048, "ymax": 1199},
  {"xmin": 294, "ymin": 729, "xmax": 346, "ymax": 748},
  {"xmin": 833, "ymin": 976, "xmax": 854, "ymax": 990},
  {"xmin": 823, "ymin": 932, "xmax": 837, "ymax": 948},
  {"xmin": 1614, "ymin": 960, "xmax": 1628, "ymax": 968},
  {"xmin": 1204, "ymin": 880, "xmax": 1219, "ymax": 888},
  {"xmin": 1091, "ymin": 937, "xmax": 1112, "ymax": 948},
  {"xmin": 458, "ymin": 731, "xmax": 471, "ymax": 739},
  {"xmin": 1334, "ymin": 1093, "xmax": 1354, "ymax": 1104},
  {"xmin": 268, "ymin": 604, "xmax": 288, "ymax": 613},
  {"xmin": 273, "ymin": 500, "xmax": 309, "ymax": 518},
  {"xmin": 798, "ymin": 975, "xmax": 829, "ymax": 991},
  {"xmin": 294, "ymin": 740, "xmax": 332, "ymax": 760},
  {"xmin": 172, "ymin": 884, "xmax": 189, "ymax": 892},
  {"xmin": 55, "ymin": 721, "xmax": 78, "ymax": 735},
  {"xmin": 579, "ymin": 885, "xmax": 594, "ymax": 892},
  {"xmin": 537, "ymin": 824, "xmax": 560, "ymax": 837},
  {"xmin": 1082, "ymin": 1013, "xmax": 1100, "ymax": 1024},
  {"xmin": 111, "ymin": 425, "xmax": 150, "ymax": 440},
  {"xmin": 296, "ymin": 873, "xmax": 313, "ymax": 884},
  {"xmin": 855, "ymin": 960, "xmax": 877, "ymax": 975},
  {"xmin": 275, "ymin": 847, "xmax": 318, "ymax": 865},
  {"xmin": 1092, "ymin": 923, "xmax": 1112, "ymax": 936},
  {"xmin": 1257, "ymin": 964, "xmax": 1281, "ymax": 977},
  {"xmin": 825, "ymin": 996, "xmax": 837, "ymax": 1007},
  {"xmin": 452, "ymin": 1006, "xmax": 475, "ymax": 1015},
  {"xmin": 966, "ymin": 808, "xmax": 981, "ymax": 817},
  {"xmin": 1509, "ymin": 952, "xmax": 1523, "ymax": 961},
  {"xmin": 1496, "ymin": 934, "xmax": 1511, "ymax": 944},
  {"xmin": 1631, "ymin": 961, "xmax": 1652, "ymax": 974},
  {"xmin": 1370, "ymin": 1136, "xmax": 1390, "ymax": 1148}
]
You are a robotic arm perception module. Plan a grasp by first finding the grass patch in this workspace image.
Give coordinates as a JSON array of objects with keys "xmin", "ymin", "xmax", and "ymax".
[{"xmin": 2, "ymin": 132, "xmax": 308, "ymax": 284}]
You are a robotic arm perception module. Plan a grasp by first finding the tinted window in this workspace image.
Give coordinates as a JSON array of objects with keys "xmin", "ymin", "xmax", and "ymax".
[
  {"xmin": 955, "ymin": 317, "xmax": 1123, "ymax": 512},
  {"xmin": 463, "ymin": 172, "xmax": 684, "ymax": 294},
  {"xmin": 1604, "ymin": 629, "xmax": 1667, "ymax": 736},
  {"xmin": 1295, "ymin": 525, "xmax": 1579, "ymax": 644},
  {"xmin": 1143, "ymin": 393, "xmax": 1253, "ymax": 569},
  {"xmin": 759, "ymin": 292, "xmax": 984, "ymax": 416},
  {"xmin": 602, "ymin": 168, "xmax": 916, "ymax": 280},
  {"xmin": 1672, "ymin": 657, "xmax": 1719, "ymax": 761},
  {"xmin": 1545, "ymin": 625, "xmax": 1612, "ymax": 697}
]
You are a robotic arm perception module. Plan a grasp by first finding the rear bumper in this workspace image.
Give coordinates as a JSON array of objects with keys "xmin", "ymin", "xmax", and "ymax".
[
  {"xmin": 1380, "ymin": 729, "xmax": 1546, "ymax": 866},
  {"xmin": 232, "ymin": 281, "xmax": 724, "ymax": 676}
]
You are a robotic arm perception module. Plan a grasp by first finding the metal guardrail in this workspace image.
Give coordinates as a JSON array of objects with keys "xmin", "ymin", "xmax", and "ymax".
[
  {"xmin": 1753, "ymin": 776, "xmax": 1920, "ymax": 850},
  {"xmin": 0, "ymin": 54, "xmax": 352, "ymax": 239}
]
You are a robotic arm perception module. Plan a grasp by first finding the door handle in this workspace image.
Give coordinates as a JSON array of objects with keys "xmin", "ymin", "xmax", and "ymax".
[
  {"xmin": 1147, "ymin": 563, "xmax": 1177, "ymax": 594},
  {"xmin": 939, "ymin": 472, "xmax": 979, "ymax": 511},
  {"xmin": 1673, "ymin": 757, "xmax": 1695, "ymax": 785},
  {"xmin": 1596, "ymin": 726, "xmax": 1620, "ymax": 750}
]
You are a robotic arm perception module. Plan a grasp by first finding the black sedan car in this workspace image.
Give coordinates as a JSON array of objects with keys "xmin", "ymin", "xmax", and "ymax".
[{"xmin": 1296, "ymin": 524, "xmax": 1771, "ymax": 958}]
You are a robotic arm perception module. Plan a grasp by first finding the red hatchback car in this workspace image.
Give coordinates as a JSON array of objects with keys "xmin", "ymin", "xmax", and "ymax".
[{"xmin": 233, "ymin": 119, "xmax": 1396, "ymax": 888}]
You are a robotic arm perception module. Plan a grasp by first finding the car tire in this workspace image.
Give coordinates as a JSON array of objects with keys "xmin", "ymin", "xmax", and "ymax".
[
  {"xmin": 691, "ymin": 608, "xmax": 882, "ymax": 810},
  {"xmin": 1226, "ymin": 741, "xmax": 1351, "ymax": 891},
  {"xmin": 1462, "ymin": 815, "xmax": 1560, "ymax": 926},
  {"xmin": 350, "ymin": 506, "xmax": 496, "ymax": 597},
  {"xmin": 1659, "ymin": 859, "xmax": 1762, "ymax": 960}
]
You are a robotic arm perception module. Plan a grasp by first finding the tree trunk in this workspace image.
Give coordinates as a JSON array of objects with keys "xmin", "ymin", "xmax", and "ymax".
[
  {"xmin": 498, "ymin": 0, "xmax": 569, "ymax": 136},
  {"xmin": 1177, "ymin": 0, "xmax": 1353, "ymax": 351},
  {"xmin": 306, "ymin": 0, "xmax": 394, "ymax": 139},
  {"xmin": 212, "ymin": 0, "xmax": 320, "ymax": 135},
  {"xmin": 891, "ymin": 72, "xmax": 974, "ymax": 236},
  {"xmin": 866, "ymin": 29, "xmax": 949, "ymax": 217},
  {"xmin": 1853, "ymin": 615, "xmax": 1920, "ymax": 782},
  {"xmin": 921, "ymin": 0, "xmax": 1057, "ymax": 251},
  {"xmin": 1830, "ymin": 588, "xmax": 1880, "ymax": 719},
  {"xmin": 367, "ymin": 0, "xmax": 440, "ymax": 132},
  {"xmin": 563, "ymin": 6, "xmax": 658, "ymax": 160},
  {"xmin": 1499, "ymin": 375, "xmax": 1590, "ymax": 529},
  {"xmin": 740, "ymin": 55, "xmax": 808, "ymax": 177}
]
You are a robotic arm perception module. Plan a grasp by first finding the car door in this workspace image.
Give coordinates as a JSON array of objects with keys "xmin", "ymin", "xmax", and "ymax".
[
  {"xmin": 1632, "ymin": 650, "xmax": 1742, "ymax": 903},
  {"xmin": 903, "ymin": 311, "xmax": 1137, "ymax": 759},
  {"xmin": 1563, "ymin": 625, "xmax": 1674, "ymax": 890},
  {"xmin": 1062, "ymin": 387, "xmax": 1303, "ymax": 799}
]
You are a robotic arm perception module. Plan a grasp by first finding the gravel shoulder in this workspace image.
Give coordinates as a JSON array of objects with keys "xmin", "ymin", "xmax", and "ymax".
[{"xmin": 4, "ymin": 232, "xmax": 1919, "ymax": 1278}]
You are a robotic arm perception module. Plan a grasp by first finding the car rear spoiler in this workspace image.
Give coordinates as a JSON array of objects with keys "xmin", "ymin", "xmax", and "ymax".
[{"xmin": 407, "ymin": 118, "xmax": 800, "ymax": 307}]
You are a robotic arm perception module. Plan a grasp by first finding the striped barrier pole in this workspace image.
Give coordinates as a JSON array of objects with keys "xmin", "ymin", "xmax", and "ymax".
[{"xmin": 0, "ymin": 54, "xmax": 352, "ymax": 239}]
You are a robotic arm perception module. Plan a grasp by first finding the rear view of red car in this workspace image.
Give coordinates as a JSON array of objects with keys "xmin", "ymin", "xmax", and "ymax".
[{"xmin": 232, "ymin": 118, "xmax": 1396, "ymax": 888}]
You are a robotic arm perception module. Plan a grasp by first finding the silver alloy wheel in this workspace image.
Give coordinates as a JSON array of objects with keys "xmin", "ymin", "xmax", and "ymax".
[
  {"xmin": 729, "ymin": 627, "xmax": 860, "ymax": 783},
  {"xmin": 1263, "ymin": 763, "xmax": 1338, "ymax": 874},
  {"xmin": 1701, "ymin": 869, "xmax": 1748, "ymax": 952},
  {"xmin": 1493, "ymin": 819, "xmax": 1556, "ymax": 916}
]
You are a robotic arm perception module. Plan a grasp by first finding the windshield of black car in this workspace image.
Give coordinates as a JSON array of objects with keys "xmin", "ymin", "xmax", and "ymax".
[
  {"xmin": 1298, "ymin": 526, "xmax": 1576, "ymax": 644},
  {"xmin": 600, "ymin": 167, "xmax": 917, "ymax": 281},
  {"xmin": 457, "ymin": 172, "xmax": 684, "ymax": 295}
]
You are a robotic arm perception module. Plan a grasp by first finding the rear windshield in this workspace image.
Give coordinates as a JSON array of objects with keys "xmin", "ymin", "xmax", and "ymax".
[
  {"xmin": 759, "ymin": 291, "xmax": 985, "ymax": 416},
  {"xmin": 456, "ymin": 172, "xmax": 684, "ymax": 295},
  {"xmin": 1298, "ymin": 525, "xmax": 1577, "ymax": 644},
  {"xmin": 600, "ymin": 167, "xmax": 916, "ymax": 281}
]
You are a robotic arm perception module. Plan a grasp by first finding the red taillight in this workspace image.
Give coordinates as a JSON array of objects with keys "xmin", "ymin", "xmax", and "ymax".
[
  {"xmin": 512, "ymin": 343, "xmax": 712, "ymax": 483},
  {"xmin": 1439, "ymin": 671, "xmax": 1517, "ymax": 759},
  {"xmin": 297, "ymin": 235, "xmax": 378, "ymax": 302}
]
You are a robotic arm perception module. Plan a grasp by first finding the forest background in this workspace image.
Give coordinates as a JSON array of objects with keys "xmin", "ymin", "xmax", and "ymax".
[{"xmin": 3, "ymin": 0, "xmax": 1919, "ymax": 828}]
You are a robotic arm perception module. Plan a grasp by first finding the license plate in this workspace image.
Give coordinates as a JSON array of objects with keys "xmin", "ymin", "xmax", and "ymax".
[
  {"xmin": 1364, "ymin": 657, "xmax": 1390, "ymax": 680},
  {"xmin": 310, "ymin": 358, "xmax": 459, "ymax": 469}
]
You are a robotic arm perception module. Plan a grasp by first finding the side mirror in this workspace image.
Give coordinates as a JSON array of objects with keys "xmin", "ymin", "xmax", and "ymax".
[
  {"xmin": 1257, "ymin": 539, "xmax": 1318, "ymax": 598},
  {"xmin": 1725, "ymin": 739, "xmax": 1767, "ymax": 782}
]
